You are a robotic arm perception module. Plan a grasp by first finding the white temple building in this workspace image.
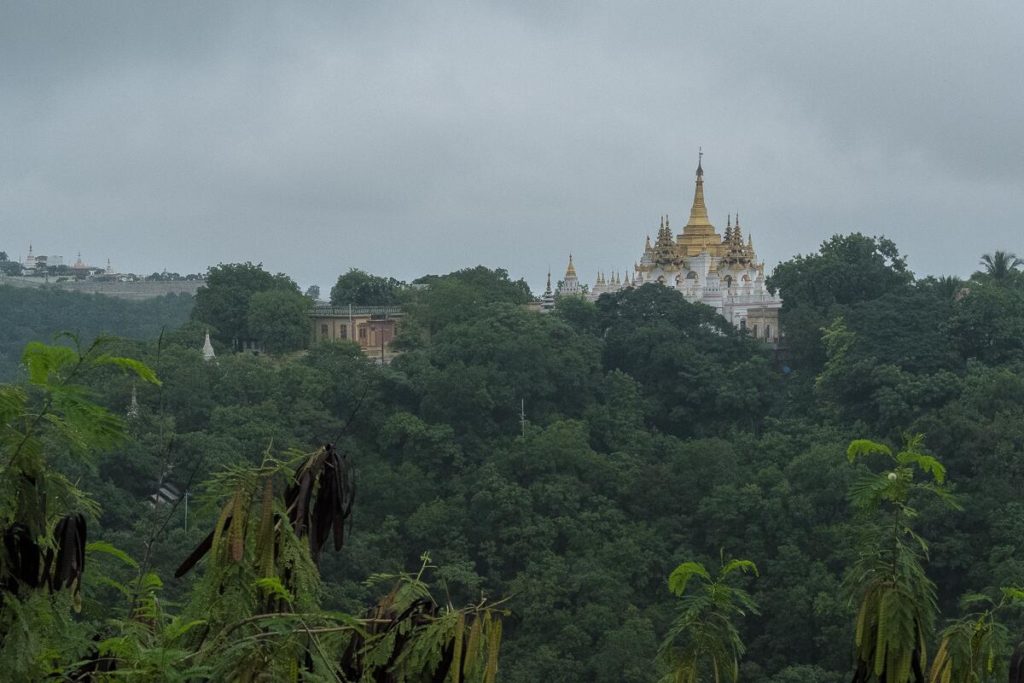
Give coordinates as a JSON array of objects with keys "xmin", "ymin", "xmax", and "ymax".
[{"xmin": 555, "ymin": 154, "xmax": 782, "ymax": 342}]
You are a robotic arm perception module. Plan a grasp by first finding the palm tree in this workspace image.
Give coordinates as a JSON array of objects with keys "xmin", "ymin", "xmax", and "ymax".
[
  {"xmin": 979, "ymin": 251, "xmax": 1023, "ymax": 283},
  {"xmin": 932, "ymin": 275, "xmax": 965, "ymax": 299},
  {"xmin": 657, "ymin": 555, "xmax": 759, "ymax": 683}
]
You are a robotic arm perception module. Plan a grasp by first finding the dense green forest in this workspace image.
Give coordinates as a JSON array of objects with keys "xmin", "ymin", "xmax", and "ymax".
[
  {"xmin": 0, "ymin": 285, "xmax": 195, "ymax": 381},
  {"xmin": 4, "ymin": 235, "xmax": 1024, "ymax": 681}
]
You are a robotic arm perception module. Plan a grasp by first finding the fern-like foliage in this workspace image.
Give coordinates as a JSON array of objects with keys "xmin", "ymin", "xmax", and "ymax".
[
  {"xmin": 845, "ymin": 434, "xmax": 959, "ymax": 683},
  {"xmin": 0, "ymin": 339, "xmax": 159, "ymax": 678},
  {"xmin": 928, "ymin": 589, "xmax": 1024, "ymax": 683},
  {"xmin": 658, "ymin": 553, "xmax": 759, "ymax": 683},
  {"xmin": 2, "ymin": 339, "xmax": 509, "ymax": 681},
  {"xmin": 346, "ymin": 555, "xmax": 507, "ymax": 683},
  {"xmin": 170, "ymin": 449, "xmax": 506, "ymax": 681}
]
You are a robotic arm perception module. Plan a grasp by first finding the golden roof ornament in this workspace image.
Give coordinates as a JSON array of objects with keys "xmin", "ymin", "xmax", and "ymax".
[
  {"xmin": 685, "ymin": 150, "xmax": 713, "ymax": 230},
  {"xmin": 565, "ymin": 254, "xmax": 577, "ymax": 279}
]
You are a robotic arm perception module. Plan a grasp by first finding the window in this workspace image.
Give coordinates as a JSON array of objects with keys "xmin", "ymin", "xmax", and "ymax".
[
  {"xmin": 320, "ymin": 324, "xmax": 328, "ymax": 338},
  {"xmin": 765, "ymin": 324, "xmax": 772, "ymax": 340},
  {"xmin": 752, "ymin": 324, "xmax": 758, "ymax": 338},
  {"xmin": 359, "ymin": 325, "xmax": 367, "ymax": 341},
  {"xmin": 340, "ymin": 325, "xmax": 347, "ymax": 339},
  {"xmin": 739, "ymin": 318, "xmax": 747, "ymax": 331}
]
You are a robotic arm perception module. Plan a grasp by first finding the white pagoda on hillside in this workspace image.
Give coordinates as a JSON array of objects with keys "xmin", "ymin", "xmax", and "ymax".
[{"xmin": 555, "ymin": 153, "xmax": 782, "ymax": 341}]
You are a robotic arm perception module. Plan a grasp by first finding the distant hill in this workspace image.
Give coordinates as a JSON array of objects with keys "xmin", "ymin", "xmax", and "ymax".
[{"xmin": 0, "ymin": 285, "xmax": 195, "ymax": 380}]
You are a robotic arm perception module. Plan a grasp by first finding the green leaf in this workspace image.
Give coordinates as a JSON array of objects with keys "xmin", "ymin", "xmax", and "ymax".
[
  {"xmin": 668, "ymin": 561, "xmax": 711, "ymax": 596},
  {"xmin": 93, "ymin": 354, "xmax": 161, "ymax": 386},
  {"xmin": 0, "ymin": 386, "xmax": 26, "ymax": 424},
  {"xmin": 254, "ymin": 576, "xmax": 294, "ymax": 604},
  {"xmin": 895, "ymin": 450, "xmax": 946, "ymax": 483},
  {"xmin": 164, "ymin": 619, "xmax": 208, "ymax": 641},
  {"xmin": 86, "ymin": 541, "xmax": 139, "ymax": 568},
  {"xmin": 21, "ymin": 342, "xmax": 78, "ymax": 385},
  {"xmin": 847, "ymin": 439, "xmax": 892, "ymax": 463},
  {"xmin": 957, "ymin": 592, "xmax": 994, "ymax": 610},
  {"xmin": 720, "ymin": 559, "xmax": 759, "ymax": 578}
]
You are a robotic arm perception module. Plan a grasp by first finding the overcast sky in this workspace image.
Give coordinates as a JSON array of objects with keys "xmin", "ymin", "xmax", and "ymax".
[{"xmin": 2, "ymin": 2, "xmax": 1021, "ymax": 293}]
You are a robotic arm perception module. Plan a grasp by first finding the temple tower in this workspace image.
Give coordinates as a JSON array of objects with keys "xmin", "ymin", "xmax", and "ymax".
[
  {"xmin": 557, "ymin": 254, "xmax": 581, "ymax": 296},
  {"xmin": 676, "ymin": 152, "xmax": 725, "ymax": 257}
]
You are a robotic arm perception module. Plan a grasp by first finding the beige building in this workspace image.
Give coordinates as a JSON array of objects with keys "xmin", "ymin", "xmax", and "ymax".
[{"xmin": 309, "ymin": 305, "xmax": 403, "ymax": 361}]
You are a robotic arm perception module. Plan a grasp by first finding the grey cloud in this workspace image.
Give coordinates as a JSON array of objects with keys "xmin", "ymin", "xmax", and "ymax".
[{"xmin": 1, "ymin": 1, "xmax": 1020, "ymax": 292}]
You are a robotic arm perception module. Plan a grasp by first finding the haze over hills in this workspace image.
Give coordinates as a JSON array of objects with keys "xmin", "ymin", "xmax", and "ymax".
[
  {"xmin": 4, "ymin": 2, "xmax": 1024, "ymax": 680},
  {"xmin": 3, "ymin": 3, "xmax": 1023, "ymax": 289}
]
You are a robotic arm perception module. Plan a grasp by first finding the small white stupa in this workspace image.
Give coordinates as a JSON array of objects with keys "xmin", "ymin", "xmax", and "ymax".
[
  {"xmin": 127, "ymin": 385, "xmax": 140, "ymax": 419},
  {"xmin": 202, "ymin": 330, "xmax": 216, "ymax": 362}
]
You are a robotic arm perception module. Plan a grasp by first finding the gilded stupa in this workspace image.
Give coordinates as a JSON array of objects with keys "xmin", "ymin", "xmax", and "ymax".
[{"xmin": 557, "ymin": 152, "xmax": 782, "ymax": 342}]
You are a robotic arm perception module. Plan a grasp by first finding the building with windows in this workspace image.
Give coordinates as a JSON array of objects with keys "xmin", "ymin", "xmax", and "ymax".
[
  {"xmin": 309, "ymin": 304, "xmax": 403, "ymax": 361},
  {"xmin": 555, "ymin": 154, "xmax": 782, "ymax": 342}
]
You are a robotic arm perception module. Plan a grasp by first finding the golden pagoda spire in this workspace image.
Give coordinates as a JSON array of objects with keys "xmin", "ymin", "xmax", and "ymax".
[
  {"xmin": 565, "ymin": 254, "xmax": 577, "ymax": 279},
  {"xmin": 685, "ymin": 149, "xmax": 712, "ymax": 229}
]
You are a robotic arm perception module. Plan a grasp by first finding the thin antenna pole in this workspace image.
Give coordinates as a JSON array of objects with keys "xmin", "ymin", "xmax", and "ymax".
[{"xmin": 520, "ymin": 398, "xmax": 526, "ymax": 437}]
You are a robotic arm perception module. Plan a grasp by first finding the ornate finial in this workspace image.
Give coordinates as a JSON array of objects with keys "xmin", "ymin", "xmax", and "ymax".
[
  {"xmin": 697, "ymin": 147, "xmax": 703, "ymax": 176},
  {"xmin": 665, "ymin": 215, "xmax": 670, "ymax": 231},
  {"xmin": 727, "ymin": 214, "xmax": 731, "ymax": 228}
]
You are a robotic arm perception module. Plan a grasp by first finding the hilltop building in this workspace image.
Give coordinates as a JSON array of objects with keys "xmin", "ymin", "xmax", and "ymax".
[
  {"xmin": 309, "ymin": 304, "xmax": 403, "ymax": 363},
  {"xmin": 555, "ymin": 154, "xmax": 782, "ymax": 341},
  {"xmin": 557, "ymin": 255, "xmax": 582, "ymax": 297}
]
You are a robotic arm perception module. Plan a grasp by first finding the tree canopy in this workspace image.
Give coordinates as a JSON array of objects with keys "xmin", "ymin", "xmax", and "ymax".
[
  {"xmin": 330, "ymin": 268, "xmax": 406, "ymax": 306},
  {"xmin": 6, "ymin": 242, "xmax": 1024, "ymax": 680},
  {"xmin": 192, "ymin": 262, "xmax": 307, "ymax": 351}
]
